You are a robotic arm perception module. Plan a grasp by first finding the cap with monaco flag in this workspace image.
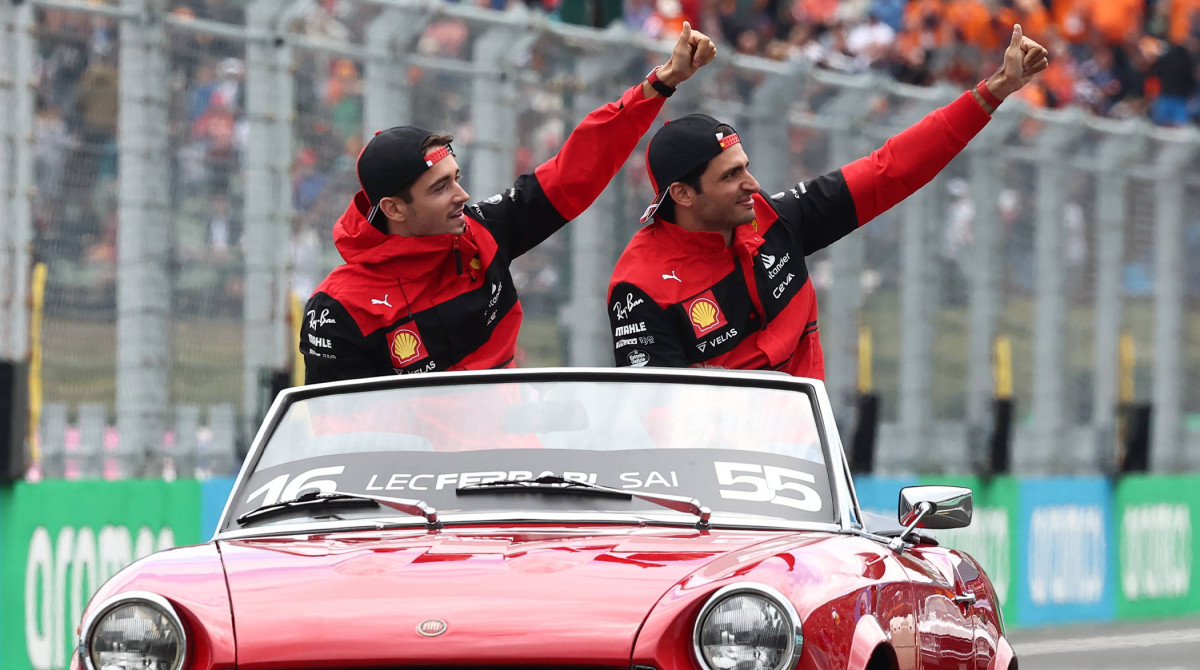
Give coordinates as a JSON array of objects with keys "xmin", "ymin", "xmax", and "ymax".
[{"xmin": 356, "ymin": 126, "xmax": 455, "ymax": 226}]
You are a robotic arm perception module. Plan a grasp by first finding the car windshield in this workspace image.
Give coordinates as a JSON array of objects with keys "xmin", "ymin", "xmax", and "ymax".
[{"xmin": 222, "ymin": 375, "xmax": 839, "ymax": 531}]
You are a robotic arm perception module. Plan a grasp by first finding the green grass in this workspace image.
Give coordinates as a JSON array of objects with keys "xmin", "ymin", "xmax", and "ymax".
[
  {"xmin": 37, "ymin": 298, "xmax": 1200, "ymax": 422},
  {"xmin": 40, "ymin": 316, "xmax": 244, "ymax": 414},
  {"xmin": 39, "ymin": 316, "xmax": 566, "ymax": 414}
]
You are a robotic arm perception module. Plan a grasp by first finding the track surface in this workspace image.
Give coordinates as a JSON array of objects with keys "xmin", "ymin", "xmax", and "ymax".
[{"xmin": 1007, "ymin": 617, "xmax": 1200, "ymax": 670}]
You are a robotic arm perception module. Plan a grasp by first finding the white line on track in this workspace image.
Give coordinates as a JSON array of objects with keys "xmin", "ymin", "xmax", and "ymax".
[{"xmin": 1017, "ymin": 629, "xmax": 1200, "ymax": 657}]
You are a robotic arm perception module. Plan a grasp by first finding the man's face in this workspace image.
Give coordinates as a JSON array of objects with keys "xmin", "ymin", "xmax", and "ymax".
[
  {"xmin": 688, "ymin": 145, "xmax": 760, "ymax": 231},
  {"xmin": 383, "ymin": 153, "xmax": 470, "ymax": 237}
]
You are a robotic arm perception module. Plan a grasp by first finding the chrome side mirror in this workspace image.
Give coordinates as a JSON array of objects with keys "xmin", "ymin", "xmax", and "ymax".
[
  {"xmin": 887, "ymin": 486, "xmax": 972, "ymax": 552},
  {"xmin": 898, "ymin": 485, "xmax": 973, "ymax": 530}
]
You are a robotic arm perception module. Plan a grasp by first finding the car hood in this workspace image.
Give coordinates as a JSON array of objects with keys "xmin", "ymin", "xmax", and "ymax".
[{"xmin": 219, "ymin": 525, "xmax": 813, "ymax": 667}]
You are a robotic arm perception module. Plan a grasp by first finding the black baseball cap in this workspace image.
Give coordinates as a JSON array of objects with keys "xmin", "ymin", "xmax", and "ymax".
[
  {"xmin": 356, "ymin": 125, "xmax": 454, "ymax": 225},
  {"xmin": 640, "ymin": 114, "xmax": 741, "ymax": 223}
]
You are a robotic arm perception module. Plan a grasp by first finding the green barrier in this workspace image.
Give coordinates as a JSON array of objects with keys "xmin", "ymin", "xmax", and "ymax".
[
  {"xmin": 920, "ymin": 475, "xmax": 1020, "ymax": 624},
  {"xmin": 1114, "ymin": 474, "xmax": 1200, "ymax": 620},
  {"xmin": 0, "ymin": 480, "xmax": 203, "ymax": 670}
]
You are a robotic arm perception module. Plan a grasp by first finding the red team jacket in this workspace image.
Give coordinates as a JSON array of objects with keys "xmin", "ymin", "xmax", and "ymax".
[
  {"xmin": 608, "ymin": 91, "xmax": 992, "ymax": 378},
  {"xmin": 303, "ymin": 83, "xmax": 666, "ymax": 384}
]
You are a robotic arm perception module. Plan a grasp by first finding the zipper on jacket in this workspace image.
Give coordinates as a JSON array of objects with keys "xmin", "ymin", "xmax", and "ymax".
[
  {"xmin": 735, "ymin": 252, "xmax": 766, "ymax": 321},
  {"xmin": 453, "ymin": 238, "xmax": 464, "ymax": 276}
]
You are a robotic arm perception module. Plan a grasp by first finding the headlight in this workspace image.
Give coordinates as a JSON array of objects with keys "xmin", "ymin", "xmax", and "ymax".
[
  {"xmin": 693, "ymin": 584, "xmax": 802, "ymax": 670},
  {"xmin": 80, "ymin": 592, "xmax": 186, "ymax": 670}
]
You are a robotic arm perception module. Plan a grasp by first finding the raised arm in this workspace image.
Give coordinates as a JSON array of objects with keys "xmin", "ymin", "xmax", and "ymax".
[
  {"xmin": 843, "ymin": 24, "xmax": 1048, "ymax": 226},
  {"xmin": 475, "ymin": 23, "xmax": 717, "ymax": 257},
  {"xmin": 771, "ymin": 25, "xmax": 1048, "ymax": 254}
]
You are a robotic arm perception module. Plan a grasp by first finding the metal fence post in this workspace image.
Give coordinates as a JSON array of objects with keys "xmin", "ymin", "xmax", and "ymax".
[
  {"xmin": 745, "ymin": 69, "xmax": 796, "ymax": 195},
  {"xmin": 563, "ymin": 45, "xmax": 632, "ymax": 366},
  {"xmin": 171, "ymin": 403, "xmax": 200, "ymax": 479},
  {"xmin": 78, "ymin": 403, "xmax": 107, "ymax": 479},
  {"xmin": 965, "ymin": 113, "xmax": 1017, "ymax": 473},
  {"xmin": 823, "ymin": 86, "xmax": 872, "ymax": 419},
  {"xmin": 2, "ymin": 0, "xmax": 36, "ymax": 361},
  {"xmin": 1151, "ymin": 131, "xmax": 1200, "ymax": 471},
  {"xmin": 901, "ymin": 183, "xmax": 936, "ymax": 471},
  {"xmin": 1025, "ymin": 112, "xmax": 1084, "ymax": 473},
  {"xmin": 39, "ymin": 403, "xmax": 68, "ymax": 479},
  {"xmin": 115, "ymin": 0, "xmax": 172, "ymax": 477},
  {"xmin": 364, "ymin": 7, "xmax": 427, "ymax": 136},
  {"xmin": 1092, "ymin": 124, "xmax": 1146, "ymax": 472},
  {"xmin": 244, "ymin": 0, "xmax": 296, "ymax": 439},
  {"xmin": 468, "ymin": 17, "xmax": 528, "ymax": 200},
  {"xmin": 0, "ymin": 0, "xmax": 11, "ymax": 357}
]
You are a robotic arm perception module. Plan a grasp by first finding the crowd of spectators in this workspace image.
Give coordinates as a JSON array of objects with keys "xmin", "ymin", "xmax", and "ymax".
[{"xmin": 613, "ymin": 0, "xmax": 1200, "ymax": 127}]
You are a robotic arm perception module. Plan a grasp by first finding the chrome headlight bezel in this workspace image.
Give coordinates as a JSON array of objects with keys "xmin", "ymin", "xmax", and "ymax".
[
  {"xmin": 78, "ymin": 591, "xmax": 187, "ymax": 670},
  {"xmin": 692, "ymin": 583, "xmax": 804, "ymax": 670}
]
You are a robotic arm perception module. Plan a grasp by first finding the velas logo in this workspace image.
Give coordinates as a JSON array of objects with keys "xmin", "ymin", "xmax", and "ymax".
[
  {"xmin": 388, "ymin": 324, "xmax": 427, "ymax": 366},
  {"xmin": 687, "ymin": 290, "xmax": 727, "ymax": 337}
]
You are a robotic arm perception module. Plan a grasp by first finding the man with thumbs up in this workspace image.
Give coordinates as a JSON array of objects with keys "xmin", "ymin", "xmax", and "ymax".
[
  {"xmin": 608, "ymin": 25, "xmax": 1048, "ymax": 378},
  {"xmin": 303, "ymin": 24, "xmax": 717, "ymax": 384}
]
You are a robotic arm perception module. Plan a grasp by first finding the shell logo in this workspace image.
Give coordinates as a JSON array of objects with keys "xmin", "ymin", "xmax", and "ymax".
[
  {"xmin": 690, "ymin": 299, "xmax": 720, "ymax": 331},
  {"xmin": 686, "ymin": 291, "xmax": 728, "ymax": 338},
  {"xmin": 469, "ymin": 256, "xmax": 483, "ymax": 270},
  {"xmin": 389, "ymin": 328, "xmax": 424, "ymax": 366}
]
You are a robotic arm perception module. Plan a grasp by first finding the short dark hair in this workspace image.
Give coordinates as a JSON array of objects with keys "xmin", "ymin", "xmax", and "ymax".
[
  {"xmin": 656, "ymin": 159, "xmax": 708, "ymax": 223},
  {"xmin": 650, "ymin": 121, "xmax": 735, "ymax": 223},
  {"xmin": 393, "ymin": 133, "xmax": 455, "ymax": 204}
]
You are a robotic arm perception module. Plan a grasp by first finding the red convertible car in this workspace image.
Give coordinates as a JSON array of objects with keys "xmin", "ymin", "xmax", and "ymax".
[{"xmin": 72, "ymin": 368, "xmax": 1014, "ymax": 670}]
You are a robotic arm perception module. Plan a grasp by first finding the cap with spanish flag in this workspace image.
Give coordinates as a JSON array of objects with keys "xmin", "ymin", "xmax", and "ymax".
[{"xmin": 640, "ymin": 114, "xmax": 741, "ymax": 223}]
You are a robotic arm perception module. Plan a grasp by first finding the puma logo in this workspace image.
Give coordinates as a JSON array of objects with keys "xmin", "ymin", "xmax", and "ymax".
[
  {"xmin": 371, "ymin": 294, "xmax": 392, "ymax": 307},
  {"xmin": 662, "ymin": 271, "xmax": 681, "ymax": 282}
]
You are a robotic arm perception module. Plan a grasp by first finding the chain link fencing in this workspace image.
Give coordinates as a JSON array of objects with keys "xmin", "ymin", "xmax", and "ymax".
[{"xmin": 4, "ymin": 0, "xmax": 1200, "ymax": 479}]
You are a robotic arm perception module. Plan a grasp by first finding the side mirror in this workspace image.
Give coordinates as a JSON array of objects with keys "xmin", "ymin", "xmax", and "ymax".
[{"xmin": 898, "ymin": 485, "xmax": 973, "ymax": 530}]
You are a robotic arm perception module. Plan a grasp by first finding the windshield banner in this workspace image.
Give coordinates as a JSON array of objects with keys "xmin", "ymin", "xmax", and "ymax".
[{"xmin": 228, "ymin": 448, "xmax": 833, "ymax": 530}]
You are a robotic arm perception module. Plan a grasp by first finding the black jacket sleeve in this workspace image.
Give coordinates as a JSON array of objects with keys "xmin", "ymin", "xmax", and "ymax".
[
  {"xmin": 301, "ymin": 293, "xmax": 392, "ymax": 384},
  {"xmin": 609, "ymin": 283, "xmax": 689, "ymax": 368},
  {"xmin": 467, "ymin": 174, "xmax": 567, "ymax": 260},
  {"xmin": 470, "ymin": 83, "xmax": 665, "ymax": 260},
  {"xmin": 764, "ymin": 174, "xmax": 858, "ymax": 255}
]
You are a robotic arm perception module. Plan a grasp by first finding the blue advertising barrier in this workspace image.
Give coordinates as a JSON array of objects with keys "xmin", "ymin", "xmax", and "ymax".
[
  {"xmin": 201, "ymin": 477, "xmax": 237, "ymax": 538},
  {"xmin": 853, "ymin": 475, "xmax": 921, "ymax": 519},
  {"xmin": 1016, "ymin": 477, "xmax": 1116, "ymax": 626}
]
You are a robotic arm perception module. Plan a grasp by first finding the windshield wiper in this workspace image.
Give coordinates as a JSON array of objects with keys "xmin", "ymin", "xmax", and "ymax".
[
  {"xmin": 237, "ymin": 489, "xmax": 441, "ymax": 529},
  {"xmin": 457, "ymin": 475, "xmax": 711, "ymax": 529}
]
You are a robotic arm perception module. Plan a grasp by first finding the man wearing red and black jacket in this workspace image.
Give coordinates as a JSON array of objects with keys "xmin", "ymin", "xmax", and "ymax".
[
  {"xmin": 609, "ymin": 24, "xmax": 1048, "ymax": 378},
  {"xmin": 303, "ymin": 24, "xmax": 716, "ymax": 384}
]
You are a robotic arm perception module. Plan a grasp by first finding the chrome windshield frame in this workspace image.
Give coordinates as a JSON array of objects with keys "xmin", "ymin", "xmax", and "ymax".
[{"xmin": 214, "ymin": 367, "xmax": 861, "ymax": 540}]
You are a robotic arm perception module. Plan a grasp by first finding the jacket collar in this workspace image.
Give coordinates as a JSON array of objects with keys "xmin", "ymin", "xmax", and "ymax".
[
  {"xmin": 650, "ymin": 216, "xmax": 767, "ymax": 256},
  {"xmin": 333, "ymin": 191, "xmax": 479, "ymax": 280}
]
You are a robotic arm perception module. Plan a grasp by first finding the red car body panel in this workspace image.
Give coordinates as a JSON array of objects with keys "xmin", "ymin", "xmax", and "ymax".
[
  {"xmin": 220, "ymin": 527, "xmax": 791, "ymax": 668},
  {"xmin": 76, "ymin": 523, "xmax": 1007, "ymax": 670},
  {"xmin": 71, "ymin": 544, "xmax": 237, "ymax": 670}
]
